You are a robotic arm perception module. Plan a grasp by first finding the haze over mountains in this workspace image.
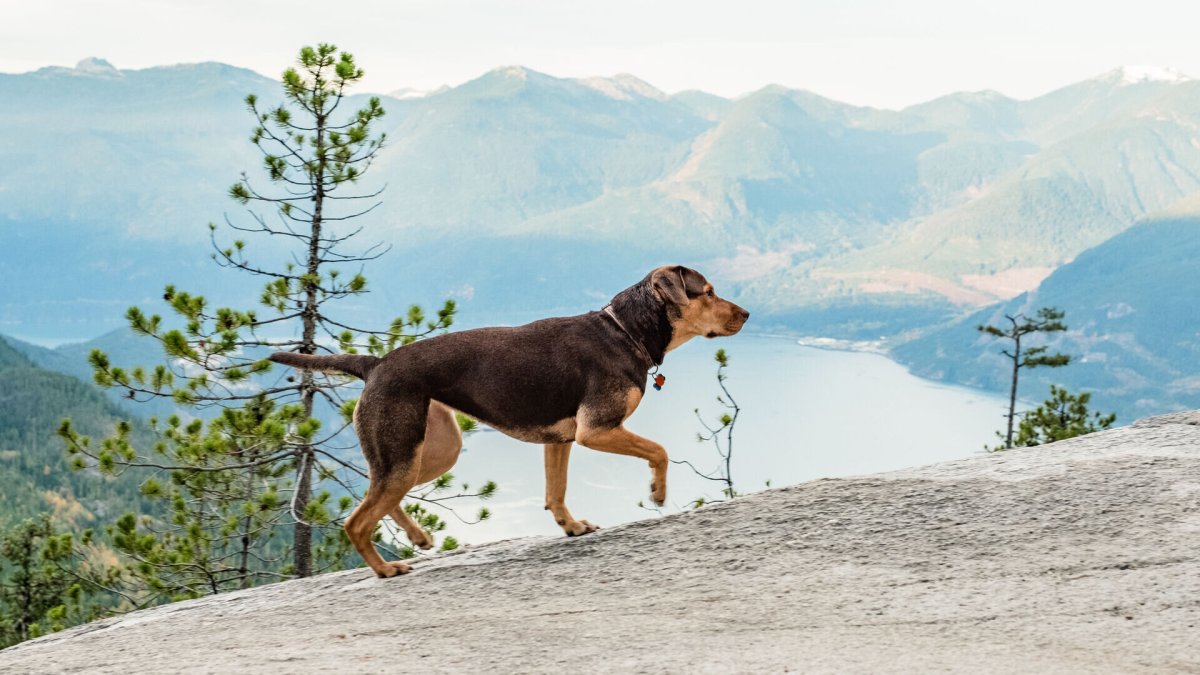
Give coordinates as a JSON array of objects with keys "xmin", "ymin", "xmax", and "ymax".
[{"xmin": 2, "ymin": 58, "xmax": 1199, "ymax": 418}]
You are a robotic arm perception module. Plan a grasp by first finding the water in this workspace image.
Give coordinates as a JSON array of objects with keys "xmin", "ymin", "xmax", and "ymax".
[{"xmin": 428, "ymin": 335, "xmax": 1012, "ymax": 547}]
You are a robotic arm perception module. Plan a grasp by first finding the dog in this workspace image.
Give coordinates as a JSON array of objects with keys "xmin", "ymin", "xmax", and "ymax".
[{"xmin": 269, "ymin": 265, "xmax": 749, "ymax": 578}]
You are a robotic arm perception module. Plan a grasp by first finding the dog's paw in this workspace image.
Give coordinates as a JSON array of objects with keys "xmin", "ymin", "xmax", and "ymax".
[
  {"xmin": 649, "ymin": 480, "xmax": 667, "ymax": 507},
  {"xmin": 374, "ymin": 561, "xmax": 412, "ymax": 578},
  {"xmin": 564, "ymin": 519, "xmax": 600, "ymax": 537},
  {"xmin": 409, "ymin": 530, "xmax": 435, "ymax": 551}
]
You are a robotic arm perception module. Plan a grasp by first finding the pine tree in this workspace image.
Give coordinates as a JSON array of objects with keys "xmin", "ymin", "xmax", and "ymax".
[
  {"xmin": 977, "ymin": 307, "xmax": 1071, "ymax": 450},
  {"xmin": 58, "ymin": 44, "xmax": 493, "ymax": 598},
  {"xmin": 0, "ymin": 517, "xmax": 100, "ymax": 647},
  {"xmin": 1010, "ymin": 385, "xmax": 1116, "ymax": 448}
]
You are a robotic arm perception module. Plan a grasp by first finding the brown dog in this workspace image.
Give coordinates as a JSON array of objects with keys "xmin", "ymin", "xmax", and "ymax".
[{"xmin": 269, "ymin": 265, "xmax": 749, "ymax": 577}]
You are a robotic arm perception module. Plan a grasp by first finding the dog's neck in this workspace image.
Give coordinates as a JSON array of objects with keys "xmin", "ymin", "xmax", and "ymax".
[
  {"xmin": 607, "ymin": 283, "xmax": 674, "ymax": 368},
  {"xmin": 603, "ymin": 305, "xmax": 658, "ymax": 367}
]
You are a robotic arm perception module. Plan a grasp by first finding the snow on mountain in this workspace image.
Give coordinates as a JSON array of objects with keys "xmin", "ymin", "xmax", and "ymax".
[
  {"xmin": 579, "ymin": 74, "xmax": 668, "ymax": 101},
  {"xmin": 30, "ymin": 56, "xmax": 124, "ymax": 79},
  {"xmin": 73, "ymin": 57, "xmax": 120, "ymax": 75},
  {"xmin": 1113, "ymin": 65, "xmax": 1191, "ymax": 85},
  {"xmin": 387, "ymin": 85, "xmax": 450, "ymax": 100},
  {"xmin": 490, "ymin": 65, "xmax": 531, "ymax": 81}
]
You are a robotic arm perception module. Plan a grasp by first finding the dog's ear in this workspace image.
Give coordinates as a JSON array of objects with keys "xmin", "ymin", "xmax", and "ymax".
[{"xmin": 651, "ymin": 266, "xmax": 689, "ymax": 306}]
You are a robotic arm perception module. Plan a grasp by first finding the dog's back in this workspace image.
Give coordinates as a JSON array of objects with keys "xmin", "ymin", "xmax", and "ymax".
[{"xmin": 368, "ymin": 313, "xmax": 643, "ymax": 432}]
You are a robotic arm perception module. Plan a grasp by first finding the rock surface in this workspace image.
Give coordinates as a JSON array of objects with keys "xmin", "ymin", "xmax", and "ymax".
[{"xmin": 4, "ymin": 412, "xmax": 1200, "ymax": 673}]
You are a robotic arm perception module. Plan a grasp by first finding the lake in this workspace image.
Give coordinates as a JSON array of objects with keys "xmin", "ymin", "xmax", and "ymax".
[{"xmin": 427, "ymin": 335, "xmax": 1012, "ymax": 547}]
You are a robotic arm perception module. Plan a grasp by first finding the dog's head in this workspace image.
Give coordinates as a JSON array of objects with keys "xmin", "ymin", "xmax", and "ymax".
[{"xmin": 647, "ymin": 265, "xmax": 749, "ymax": 351}]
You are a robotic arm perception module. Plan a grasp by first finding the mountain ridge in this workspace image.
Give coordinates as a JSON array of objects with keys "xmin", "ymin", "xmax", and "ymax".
[
  {"xmin": 4, "ymin": 57, "xmax": 1200, "ymax": 353},
  {"xmin": 24, "ymin": 58, "xmax": 1192, "ymax": 107}
]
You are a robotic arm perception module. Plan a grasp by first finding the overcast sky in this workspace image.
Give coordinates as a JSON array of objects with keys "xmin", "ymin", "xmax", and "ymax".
[{"xmin": 3, "ymin": 0, "xmax": 1199, "ymax": 109}]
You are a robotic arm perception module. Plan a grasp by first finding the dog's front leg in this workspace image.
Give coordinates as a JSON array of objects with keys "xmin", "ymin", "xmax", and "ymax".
[
  {"xmin": 544, "ymin": 443, "xmax": 600, "ymax": 536},
  {"xmin": 575, "ymin": 426, "xmax": 668, "ymax": 507}
]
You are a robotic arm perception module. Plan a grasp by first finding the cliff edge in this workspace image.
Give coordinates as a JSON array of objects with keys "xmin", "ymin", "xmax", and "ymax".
[{"xmin": 3, "ymin": 412, "xmax": 1199, "ymax": 673}]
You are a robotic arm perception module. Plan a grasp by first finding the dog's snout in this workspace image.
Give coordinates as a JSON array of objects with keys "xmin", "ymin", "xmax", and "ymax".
[{"xmin": 722, "ymin": 303, "xmax": 749, "ymax": 336}]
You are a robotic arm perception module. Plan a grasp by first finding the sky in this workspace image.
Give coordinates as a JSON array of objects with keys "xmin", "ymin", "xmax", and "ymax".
[{"xmin": 3, "ymin": 0, "xmax": 1200, "ymax": 109}]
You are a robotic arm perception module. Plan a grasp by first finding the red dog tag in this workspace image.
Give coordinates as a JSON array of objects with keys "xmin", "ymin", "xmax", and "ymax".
[{"xmin": 652, "ymin": 373, "xmax": 666, "ymax": 391}]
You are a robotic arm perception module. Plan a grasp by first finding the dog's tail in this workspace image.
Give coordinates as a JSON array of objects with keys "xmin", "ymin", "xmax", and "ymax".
[{"xmin": 268, "ymin": 352, "xmax": 381, "ymax": 380}]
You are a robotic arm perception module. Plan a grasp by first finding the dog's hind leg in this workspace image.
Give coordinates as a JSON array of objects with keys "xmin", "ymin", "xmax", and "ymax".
[
  {"xmin": 389, "ymin": 506, "xmax": 434, "ymax": 551},
  {"xmin": 345, "ymin": 392, "xmax": 428, "ymax": 578},
  {"xmin": 387, "ymin": 401, "xmax": 463, "ymax": 551},
  {"xmin": 544, "ymin": 442, "xmax": 599, "ymax": 536},
  {"xmin": 346, "ymin": 469, "xmax": 421, "ymax": 577}
]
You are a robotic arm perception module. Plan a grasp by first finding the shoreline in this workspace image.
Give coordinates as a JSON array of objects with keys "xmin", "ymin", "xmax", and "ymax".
[{"xmin": 740, "ymin": 330, "xmax": 890, "ymax": 355}]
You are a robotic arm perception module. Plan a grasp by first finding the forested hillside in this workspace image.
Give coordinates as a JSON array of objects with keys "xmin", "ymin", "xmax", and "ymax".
[
  {"xmin": 0, "ymin": 337, "xmax": 150, "ymax": 528},
  {"xmin": 892, "ymin": 216, "xmax": 1200, "ymax": 420}
]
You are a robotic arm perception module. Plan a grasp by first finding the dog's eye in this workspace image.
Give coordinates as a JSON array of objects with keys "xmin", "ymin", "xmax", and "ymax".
[{"xmin": 705, "ymin": 289, "xmax": 714, "ymax": 297}]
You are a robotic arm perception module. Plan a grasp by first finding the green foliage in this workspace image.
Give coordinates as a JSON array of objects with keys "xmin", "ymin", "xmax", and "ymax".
[
  {"xmin": 48, "ymin": 43, "xmax": 498, "ymax": 628},
  {"xmin": 0, "ymin": 337, "xmax": 156, "ymax": 530},
  {"xmin": 977, "ymin": 307, "xmax": 1072, "ymax": 449},
  {"xmin": 998, "ymin": 385, "xmax": 1116, "ymax": 450},
  {"xmin": 60, "ymin": 396, "xmax": 333, "ymax": 598},
  {"xmin": 0, "ymin": 517, "xmax": 109, "ymax": 648},
  {"xmin": 454, "ymin": 412, "xmax": 478, "ymax": 434},
  {"xmin": 672, "ymin": 349, "xmax": 743, "ymax": 509},
  {"xmin": 396, "ymin": 473, "xmax": 497, "ymax": 549}
]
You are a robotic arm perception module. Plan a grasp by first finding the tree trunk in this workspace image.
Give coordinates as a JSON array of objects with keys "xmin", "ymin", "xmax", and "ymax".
[
  {"xmin": 293, "ymin": 101, "xmax": 328, "ymax": 578},
  {"xmin": 293, "ymin": 255, "xmax": 319, "ymax": 576},
  {"xmin": 292, "ymin": 437, "xmax": 313, "ymax": 577},
  {"xmin": 239, "ymin": 457, "xmax": 254, "ymax": 588},
  {"xmin": 1006, "ymin": 337, "xmax": 1021, "ymax": 449}
]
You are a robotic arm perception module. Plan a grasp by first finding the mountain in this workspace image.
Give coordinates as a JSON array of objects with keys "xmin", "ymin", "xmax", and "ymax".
[
  {"xmin": 1019, "ymin": 66, "xmax": 1194, "ymax": 145},
  {"xmin": 4, "ymin": 59, "xmax": 1200, "ymax": 342},
  {"xmin": 372, "ymin": 66, "xmax": 711, "ymax": 240},
  {"xmin": 3, "ymin": 411, "xmax": 1198, "ymax": 670},
  {"xmin": 527, "ymin": 86, "xmax": 937, "ymax": 246},
  {"xmin": 4, "ymin": 328, "xmax": 363, "ymax": 428},
  {"xmin": 745, "ymin": 69, "xmax": 1200, "ymax": 313},
  {"xmin": 891, "ymin": 215, "xmax": 1200, "ymax": 421},
  {"xmin": 851, "ymin": 75, "xmax": 1200, "ymax": 276},
  {"xmin": 0, "ymin": 336, "xmax": 152, "ymax": 528},
  {"xmin": 0, "ymin": 60, "xmax": 274, "ymax": 236},
  {"xmin": 4, "ymin": 329, "xmax": 189, "ymax": 417},
  {"xmin": 0, "ymin": 60, "xmax": 284, "ymax": 340}
]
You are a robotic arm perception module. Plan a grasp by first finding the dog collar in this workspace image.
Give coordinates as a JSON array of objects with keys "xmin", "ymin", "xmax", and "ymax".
[{"xmin": 602, "ymin": 304, "xmax": 664, "ymax": 375}]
